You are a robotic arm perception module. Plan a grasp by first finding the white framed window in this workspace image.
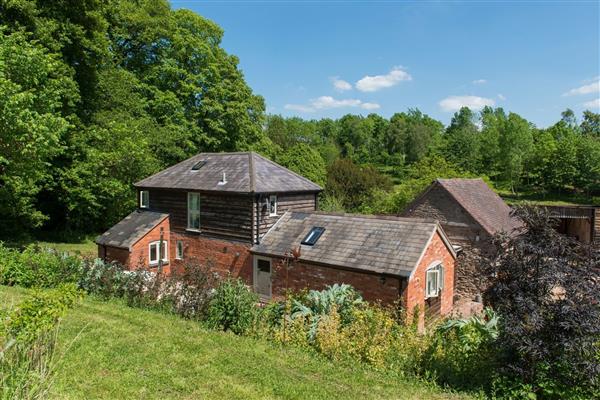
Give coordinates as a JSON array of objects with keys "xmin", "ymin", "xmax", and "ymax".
[
  {"xmin": 269, "ymin": 194, "xmax": 277, "ymax": 216},
  {"xmin": 176, "ymin": 240, "xmax": 184, "ymax": 260},
  {"xmin": 187, "ymin": 192, "xmax": 200, "ymax": 230},
  {"xmin": 140, "ymin": 190, "xmax": 149, "ymax": 208},
  {"xmin": 425, "ymin": 263, "xmax": 444, "ymax": 298},
  {"xmin": 149, "ymin": 241, "xmax": 168, "ymax": 265}
]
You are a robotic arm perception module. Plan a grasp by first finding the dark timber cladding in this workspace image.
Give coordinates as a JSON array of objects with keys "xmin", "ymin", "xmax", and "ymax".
[
  {"xmin": 147, "ymin": 188, "xmax": 254, "ymax": 241},
  {"xmin": 134, "ymin": 152, "xmax": 322, "ymax": 244}
]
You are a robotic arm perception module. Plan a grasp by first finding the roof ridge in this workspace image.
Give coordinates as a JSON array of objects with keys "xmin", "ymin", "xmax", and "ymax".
[
  {"xmin": 248, "ymin": 151, "xmax": 255, "ymax": 192},
  {"xmin": 303, "ymin": 210, "xmax": 439, "ymax": 225},
  {"xmin": 253, "ymin": 152, "xmax": 323, "ymax": 191}
]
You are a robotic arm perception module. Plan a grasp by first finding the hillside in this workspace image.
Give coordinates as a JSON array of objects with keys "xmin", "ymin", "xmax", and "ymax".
[{"xmin": 0, "ymin": 286, "xmax": 469, "ymax": 400}]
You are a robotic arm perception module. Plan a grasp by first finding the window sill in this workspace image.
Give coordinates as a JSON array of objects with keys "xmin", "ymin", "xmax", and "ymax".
[
  {"xmin": 186, "ymin": 228, "xmax": 201, "ymax": 233},
  {"xmin": 149, "ymin": 261, "xmax": 169, "ymax": 267}
]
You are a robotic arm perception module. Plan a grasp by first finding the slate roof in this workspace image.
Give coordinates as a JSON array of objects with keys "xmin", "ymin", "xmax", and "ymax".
[
  {"xmin": 96, "ymin": 210, "xmax": 168, "ymax": 250},
  {"xmin": 435, "ymin": 178, "xmax": 522, "ymax": 235},
  {"xmin": 251, "ymin": 211, "xmax": 456, "ymax": 277},
  {"xmin": 134, "ymin": 152, "xmax": 322, "ymax": 194}
]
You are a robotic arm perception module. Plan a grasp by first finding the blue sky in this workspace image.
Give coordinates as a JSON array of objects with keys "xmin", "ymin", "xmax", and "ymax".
[{"xmin": 172, "ymin": 1, "xmax": 600, "ymax": 127}]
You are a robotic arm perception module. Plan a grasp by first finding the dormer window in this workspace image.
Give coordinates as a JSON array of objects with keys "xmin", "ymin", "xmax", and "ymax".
[
  {"xmin": 140, "ymin": 191, "xmax": 149, "ymax": 208},
  {"xmin": 269, "ymin": 195, "xmax": 277, "ymax": 216},
  {"xmin": 301, "ymin": 227, "xmax": 325, "ymax": 246}
]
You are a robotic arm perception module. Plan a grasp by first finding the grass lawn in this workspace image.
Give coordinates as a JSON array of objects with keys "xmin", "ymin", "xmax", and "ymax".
[
  {"xmin": 5, "ymin": 236, "xmax": 99, "ymax": 257},
  {"xmin": 0, "ymin": 285, "xmax": 470, "ymax": 400},
  {"xmin": 496, "ymin": 188, "xmax": 596, "ymax": 207}
]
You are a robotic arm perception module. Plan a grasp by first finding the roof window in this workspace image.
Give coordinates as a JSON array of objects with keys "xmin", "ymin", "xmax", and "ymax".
[
  {"xmin": 301, "ymin": 227, "xmax": 325, "ymax": 246},
  {"xmin": 191, "ymin": 160, "xmax": 207, "ymax": 170}
]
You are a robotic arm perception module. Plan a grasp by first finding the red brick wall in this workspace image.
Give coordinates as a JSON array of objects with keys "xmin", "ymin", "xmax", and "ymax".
[
  {"xmin": 404, "ymin": 230, "xmax": 455, "ymax": 329},
  {"xmin": 127, "ymin": 217, "xmax": 172, "ymax": 273},
  {"xmin": 170, "ymin": 232, "xmax": 253, "ymax": 282},
  {"xmin": 263, "ymin": 258, "xmax": 402, "ymax": 304}
]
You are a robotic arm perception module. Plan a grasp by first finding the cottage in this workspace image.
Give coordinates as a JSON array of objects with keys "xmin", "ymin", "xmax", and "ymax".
[
  {"xmin": 401, "ymin": 178, "xmax": 521, "ymax": 309},
  {"xmin": 97, "ymin": 152, "xmax": 322, "ymax": 278},
  {"xmin": 97, "ymin": 152, "xmax": 457, "ymax": 322},
  {"xmin": 251, "ymin": 211, "xmax": 456, "ymax": 327}
]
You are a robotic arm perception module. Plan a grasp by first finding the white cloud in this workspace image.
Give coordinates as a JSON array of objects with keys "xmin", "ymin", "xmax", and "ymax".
[
  {"xmin": 361, "ymin": 102, "xmax": 381, "ymax": 110},
  {"xmin": 284, "ymin": 96, "xmax": 380, "ymax": 113},
  {"xmin": 563, "ymin": 79, "xmax": 600, "ymax": 96},
  {"xmin": 439, "ymin": 95, "xmax": 495, "ymax": 112},
  {"xmin": 583, "ymin": 98, "xmax": 600, "ymax": 109},
  {"xmin": 498, "ymin": 94, "xmax": 506, "ymax": 101},
  {"xmin": 472, "ymin": 79, "xmax": 487, "ymax": 84},
  {"xmin": 331, "ymin": 77, "xmax": 352, "ymax": 91},
  {"xmin": 355, "ymin": 66, "xmax": 412, "ymax": 92}
]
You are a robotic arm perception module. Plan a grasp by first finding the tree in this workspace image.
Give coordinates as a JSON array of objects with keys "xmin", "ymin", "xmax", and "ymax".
[
  {"xmin": 443, "ymin": 107, "xmax": 480, "ymax": 172},
  {"xmin": 580, "ymin": 110, "xmax": 600, "ymax": 137},
  {"xmin": 326, "ymin": 159, "xmax": 392, "ymax": 211},
  {"xmin": 0, "ymin": 30, "xmax": 78, "ymax": 236},
  {"xmin": 385, "ymin": 109, "xmax": 443, "ymax": 165},
  {"xmin": 497, "ymin": 112, "xmax": 533, "ymax": 190},
  {"xmin": 277, "ymin": 143, "xmax": 327, "ymax": 187},
  {"xmin": 484, "ymin": 206, "xmax": 600, "ymax": 398}
]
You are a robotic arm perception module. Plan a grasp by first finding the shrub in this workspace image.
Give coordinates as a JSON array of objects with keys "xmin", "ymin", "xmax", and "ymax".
[
  {"xmin": 0, "ymin": 284, "xmax": 83, "ymax": 399},
  {"xmin": 484, "ymin": 206, "xmax": 600, "ymax": 398},
  {"xmin": 206, "ymin": 279, "xmax": 258, "ymax": 335},
  {"xmin": 0, "ymin": 244, "xmax": 82, "ymax": 288},
  {"xmin": 424, "ymin": 308, "xmax": 499, "ymax": 390}
]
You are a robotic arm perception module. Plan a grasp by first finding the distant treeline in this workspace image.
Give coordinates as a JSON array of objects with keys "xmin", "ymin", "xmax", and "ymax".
[{"xmin": 0, "ymin": 0, "xmax": 598, "ymax": 240}]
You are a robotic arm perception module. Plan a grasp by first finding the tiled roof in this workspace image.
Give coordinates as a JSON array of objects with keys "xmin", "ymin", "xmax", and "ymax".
[
  {"xmin": 251, "ymin": 211, "xmax": 455, "ymax": 277},
  {"xmin": 436, "ymin": 178, "xmax": 522, "ymax": 235},
  {"xmin": 134, "ymin": 152, "xmax": 322, "ymax": 194},
  {"xmin": 96, "ymin": 210, "xmax": 168, "ymax": 250}
]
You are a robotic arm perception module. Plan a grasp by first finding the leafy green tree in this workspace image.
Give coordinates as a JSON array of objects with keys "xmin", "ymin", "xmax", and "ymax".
[
  {"xmin": 385, "ymin": 109, "xmax": 443, "ymax": 165},
  {"xmin": 326, "ymin": 159, "xmax": 392, "ymax": 211},
  {"xmin": 580, "ymin": 110, "xmax": 600, "ymax": 136},
  {"xmin": 277, "ymin": 143, "xmax": 327, "ymax": 187},
  {"xmin": 0, "ymin": 29, "xmax": 78, "ymax": 236},
  {"xmin": 443, "ymin": 107, "xmax": 480, "ymax": 172},
  {"xmin": 497, "ymin": 113, "xmax": 533, "ymax": 190}
]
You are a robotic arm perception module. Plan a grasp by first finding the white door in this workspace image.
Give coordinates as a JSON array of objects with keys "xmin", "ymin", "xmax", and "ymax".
[{"xmin": 254, "ymin": 257, "xmax": 272, "ymax": 299}]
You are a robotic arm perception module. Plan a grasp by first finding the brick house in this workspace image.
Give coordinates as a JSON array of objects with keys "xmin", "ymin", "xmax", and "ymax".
[
  {"xmin": 401, "ymin": 178, "xmax": 521, "ymax": 312},
  {"xmin": 97, "ymin": 152, "xmax": 457, "ymax": 324},
  {"xmin": 251, "ymin": 212, "xmax": 456, "ymax": 327}
]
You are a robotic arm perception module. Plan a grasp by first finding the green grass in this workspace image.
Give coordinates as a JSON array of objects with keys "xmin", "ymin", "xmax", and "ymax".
[
  {"xmin": 0, "ymin": 285, "xmax": 470, "ymax": 400},
  {"xmin": 35, "ymin": 237, "xmax": 98, "ymax": 257}
]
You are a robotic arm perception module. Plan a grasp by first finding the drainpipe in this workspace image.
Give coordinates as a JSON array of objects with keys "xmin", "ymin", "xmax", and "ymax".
[
  {"xmin": 158, "ymin": 226, "xmax": 164, "ymax": 274},
  {"xmin": 255, "ymin": 194, "xmax": 262, "ymax": 244}
]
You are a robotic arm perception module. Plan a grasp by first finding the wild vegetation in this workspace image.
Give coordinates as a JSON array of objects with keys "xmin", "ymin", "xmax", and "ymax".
[{"xmin": 1, "ymin": 0, "xmax": 599, "ymax": 243}]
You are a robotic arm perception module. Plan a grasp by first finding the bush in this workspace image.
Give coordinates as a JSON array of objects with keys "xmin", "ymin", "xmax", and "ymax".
[
  {"xmin": 206, "ymin": 279, "xmax": 258, "ymax": 335},
  {"xmin": 424, "ymin": 308, "xmax": 499, "ymax": 390},
  {"xmin": 484, "ymin": 206, "xmax": 600, "ymax": 398},
  {"xmin": 0, "ymin": 284, "xmax": 83, "ymax": 399},
  {"xmin": 0, "ymin": 243, "xmax": 82, "ymax": 288}
]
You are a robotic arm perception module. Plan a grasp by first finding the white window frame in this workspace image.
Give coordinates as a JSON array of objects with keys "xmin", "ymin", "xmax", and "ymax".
[
  {"xmin": 176, "ymin": 240, "xmax": 184, "ymax": 260},
  {"xmin": 140, "ymin": 190, "xmax": 149, "ymax": 208},
  {"xmin": 149, "ymin": 240, "xmax": 168, "ymax": 266},
  {"xmin": 269, "ymin": 194, "xmax": 277, "ymax": 217},
  {"xmin": 425, "ymin": 262, "xmax": 444, "ymax": 299},
  {"xmin": 187, "ymin": 192, "xmax": 201, "ymax": 231}
]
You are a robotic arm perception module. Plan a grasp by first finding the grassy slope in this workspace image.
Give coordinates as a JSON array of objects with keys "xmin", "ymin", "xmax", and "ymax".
[{"xmin": 0, "ymin": 286, "xmax": 469, "ymax": 400}]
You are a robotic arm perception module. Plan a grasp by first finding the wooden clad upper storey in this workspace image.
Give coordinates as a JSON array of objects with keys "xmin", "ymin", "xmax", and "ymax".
[{"xmin": 133, "ymin": 152, "xmax": 322, "ymax": 243}]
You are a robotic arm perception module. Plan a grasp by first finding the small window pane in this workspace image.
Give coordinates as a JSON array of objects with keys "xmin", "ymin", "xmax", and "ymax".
[
  {"xmin": 257, "ymin": 259, "xmax": 270, "ymax": 272},
  {"xmin": 140, "ymin": 191, "xmax": 149, "ymax": 208},
  {"xmin": 176, "ymin": 241, "xmax": 183, "ymax": 259},
  {"xmin": 269, "ymin": 195, "xmax": 277, "ymax": 216},
  {"xmin": 149, "ymin": 243, "xmax": 157, "ymax": 263}
]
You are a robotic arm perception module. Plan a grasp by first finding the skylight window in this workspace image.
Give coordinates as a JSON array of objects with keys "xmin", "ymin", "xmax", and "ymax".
[
  {"xmin": 301, "ymin": 227, "xmax": 325, "ymax": 246},
  {"xmin": 191, "ymin": 160, "xmax": 206, "ymax": 170}
]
